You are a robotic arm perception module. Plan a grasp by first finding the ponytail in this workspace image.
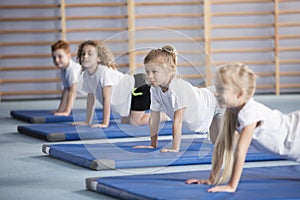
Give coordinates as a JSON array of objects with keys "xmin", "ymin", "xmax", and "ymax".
[
  {"xmin": 144, "ymin": 44, "xmax": 177, "ymax": 72},
  {"xmin": 210, "ymin": 109, "xmax": 237, "ymax": 184}
]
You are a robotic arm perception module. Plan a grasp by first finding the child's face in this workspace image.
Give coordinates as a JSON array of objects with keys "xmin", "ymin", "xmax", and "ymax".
[
  {"xmin": 52, "ymin": 49, "xmax": 70, "ymax": 69},
  {"xmin": 145, "ymin": 62, "xmax": 170, "ymax": 87},
  {"xmin": 80, "ymin": 45, "xmax": 100, "ymax": 69}
]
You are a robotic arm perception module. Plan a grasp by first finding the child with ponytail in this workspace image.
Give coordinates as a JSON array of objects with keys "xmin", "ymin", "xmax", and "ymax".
[
  {"xmin": 134, "ymin": 45, "xmax": 222, "ymax": 152},
  {"xmin": 186, "ymin": 62, "xmax": 300, "ymax": 192}
]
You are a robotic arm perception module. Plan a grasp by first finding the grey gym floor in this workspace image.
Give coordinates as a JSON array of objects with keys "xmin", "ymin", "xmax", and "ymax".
[{"xmin": 1, "ymin": 95, "xmax": 299, "ymax": 200}]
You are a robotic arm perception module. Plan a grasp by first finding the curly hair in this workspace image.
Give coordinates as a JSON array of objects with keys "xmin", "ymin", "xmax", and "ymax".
[{"xmin": 77, "ymin": 40, "xmax": 117, "ymax": 70}]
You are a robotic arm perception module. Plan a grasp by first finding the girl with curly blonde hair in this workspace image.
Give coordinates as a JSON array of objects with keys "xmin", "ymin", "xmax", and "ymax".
[{"xmin": 73, "ymin": 40, "xmax": 152, "ymax": 128}]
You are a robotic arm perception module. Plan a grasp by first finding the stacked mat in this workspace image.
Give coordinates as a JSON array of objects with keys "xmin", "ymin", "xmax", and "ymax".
[
  {"xmin": 86, "ymin": 164, "xmax": 300, "ymax": 200},
  {"xmin": 42, "ymin": 138, "xmax": 283, "ymax": 170}
]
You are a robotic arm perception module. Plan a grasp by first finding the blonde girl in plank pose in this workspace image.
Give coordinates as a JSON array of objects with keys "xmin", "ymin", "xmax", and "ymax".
[{"xmin": 186, "ymin": 63, "xmax": 300, "ymax": 192}]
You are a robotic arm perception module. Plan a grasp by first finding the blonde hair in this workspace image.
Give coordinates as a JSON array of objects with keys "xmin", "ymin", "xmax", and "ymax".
[
  {"xmin": 144, "ymin": 45, "xmax": 177, "ymax": 73},
  {"xmin": 77, "ymin": 40, "xmax": 117, "ymax": 71},
  {"xmin": 211, "ymin": 62, "xmax": 256, "ymax": 184}
]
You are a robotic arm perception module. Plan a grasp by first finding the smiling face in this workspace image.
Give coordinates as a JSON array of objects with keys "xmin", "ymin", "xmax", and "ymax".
[
  {"xmin": 80, "ymin": 45, "xmax": 100, "ymax": 74},
  {"xmin": 145, "ymin": 62, "xmax": 171, "ymax": 88},
  {"xmin": 52, "ymin": 49, "xmax": 71, "ymax": 69}
]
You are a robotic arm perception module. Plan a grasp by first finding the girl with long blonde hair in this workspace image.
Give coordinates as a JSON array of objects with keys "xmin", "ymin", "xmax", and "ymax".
[{"xmin": 186, "ymin": 62, "xmax": 300, "ymax": 192}]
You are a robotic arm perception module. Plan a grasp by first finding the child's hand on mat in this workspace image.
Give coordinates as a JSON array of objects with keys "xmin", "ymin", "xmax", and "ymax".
[
  {"xmin": 185, "ymin": 179, "xmax": 212, "ymax": 185},
  {"xmin": 207, "ymin": 184, "xmax": 236, "ymax": 193},
  {"xmin": 133, "ymin": 145, "xmax": 154, "ymax": 149},
  {"xmin": 54, "ymin": 111, "xmax": 70, "ymax": 116},
  {"xmin": 72, "ymin": 121, "xmax": 88, "ymax": 126},
  {"xmin": 91, "ymin": 123, "xmax": 109, "ymax": 128},
  {"xmin": 160, "ymin": 148, "xmax": 178, "ymax": 153}
]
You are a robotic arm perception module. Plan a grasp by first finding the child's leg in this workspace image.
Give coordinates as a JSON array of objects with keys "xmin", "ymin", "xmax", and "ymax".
[
  {"xmin": 209, "ymin": 116, "xmax": 223, "ymax": 144},
  {"xmin": 129, "ymin": 110, "xmax": 150, "ymax": 125},
  {"xmin": 121, "ymin": 116, "xmax": 130, "ymax": 124},
  {"xmin": 128, "ymin": 111, "xmax": 168, "ymax": 125}
]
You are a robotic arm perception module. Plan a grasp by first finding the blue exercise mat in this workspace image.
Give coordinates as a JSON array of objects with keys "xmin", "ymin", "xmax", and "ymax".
[
  {"xmin": 86, "ymin": 164, "xmax": 300, "ymax": 200},
  {"xmin": 18, "ymin": 121, "xmax": 190, "ymax": 141},
  {"xmin": 10, "ymin": 109, "xmax": 119, "ymax": 123},
  {"xmin": 42, "ymin": 138, "xmax": 283, "ymax": 170}
]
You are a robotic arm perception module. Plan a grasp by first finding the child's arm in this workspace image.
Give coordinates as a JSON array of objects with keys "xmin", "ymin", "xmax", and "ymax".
[
  {"xmin": 207, "ymin": 122, "xmax": 256, "ymax": 193},
  {"xmin": 161, "ymin": 108, "xmax": 184, "ymax": 152},
  {"xmin": 91, "ymin": 86, "xmax": 111, "ymax": 128},
  {"xmin": 63, "ymin": 83, "xmax": 77, "ymax": 115},
  {"xmin": 55, "ymin": 88, "xmax": 68, "ymax": 114},
  {"xmin": 54, "ymin": 84, "xmax": 77, "ymax": 116},
  {"xmin": 72, "ymin": 93, "xmax": 95, "ymax": 126},
  {"xmin": 133, "ymin": 110, "xmax": 160, "ymax": 149},
  {"xmin": 150, "ymin": 111, "xmax": 160, "ymax": 148}
]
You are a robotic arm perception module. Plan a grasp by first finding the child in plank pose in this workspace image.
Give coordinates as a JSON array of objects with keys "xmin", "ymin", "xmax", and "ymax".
[
  {"xmin": 73, "ymin": 40, "xmax": 151, "ymax": 128},
  {"xmin": 134, "ymin": 45, "xmax": 223, "ymax": 152},
  {"xmin": 186, "ymin": 62, "xmax": 300, "ymax": 192},
  {"xmin": 51, "ymin": 40, "xmax": 81, "ymax": 116}
]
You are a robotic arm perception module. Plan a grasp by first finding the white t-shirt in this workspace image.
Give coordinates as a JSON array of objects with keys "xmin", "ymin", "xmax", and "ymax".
[
  {"xmin": 81, "ymin": 64, "xmax": 134, "ymax": 116},
  {"xmin": 237, "ymin": 98, "xmax": 300, "ymax": 162},
  {"xmin": 61, "ymin": 60, "xmax": 81, "ymax": 88},
  {"xmin": 150, "ymin": 77, "xmax": 219, "ymax": 133}
]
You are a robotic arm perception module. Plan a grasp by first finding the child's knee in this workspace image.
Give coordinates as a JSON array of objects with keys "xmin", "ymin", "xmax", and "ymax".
[{"xmin": 130, "ymin": 113, "xmax": 150, "ymax": 125}]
